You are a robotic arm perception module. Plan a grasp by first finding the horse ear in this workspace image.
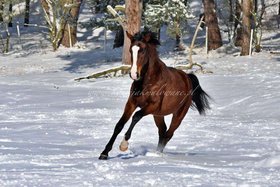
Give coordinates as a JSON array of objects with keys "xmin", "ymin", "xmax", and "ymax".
[
  {"xmin": 143, "ymin": 33, "xmax": 152, "ymax": 43},
  {"xmin": 126, "ymin": 31, "xmax": 133, "ymax": 41}
]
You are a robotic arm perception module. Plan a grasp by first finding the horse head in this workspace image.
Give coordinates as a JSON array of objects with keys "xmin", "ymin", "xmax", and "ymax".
[{"xmin": 126, "ymin": 31, "xmax": 160, "ymax": 81}]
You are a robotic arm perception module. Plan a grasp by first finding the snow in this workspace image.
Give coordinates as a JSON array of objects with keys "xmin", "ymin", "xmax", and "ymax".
[{"xmin": 0, "ymin": 0, "xmax": 280, "ymax": 186}]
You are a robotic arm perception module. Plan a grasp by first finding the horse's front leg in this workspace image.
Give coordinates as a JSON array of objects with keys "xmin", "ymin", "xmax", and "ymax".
[
  {"xmin": 119, "ymin": 107, "xmax": 151, "ymax": 151},
  {"xmin": 99, "ymin": 99, "xmax": 136, "ymax": 160}
]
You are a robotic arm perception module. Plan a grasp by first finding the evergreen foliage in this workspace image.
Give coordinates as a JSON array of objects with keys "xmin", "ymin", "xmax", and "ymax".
[{"xmin": 144, "ymin": 0, "xmax": 194, "ymax": 38}]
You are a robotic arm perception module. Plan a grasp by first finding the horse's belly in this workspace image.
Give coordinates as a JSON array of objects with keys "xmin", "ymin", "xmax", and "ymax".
[
  {"xmin": 133, "ymin": 84, "xmax": 192, "ymax": 116},
  {"xmin": 160, "ymin": 95, "xmax": 191, "ymax": 114},
  {"xmin": 152, "ymin": 96, "xmax": 191, "ymax": 116}
]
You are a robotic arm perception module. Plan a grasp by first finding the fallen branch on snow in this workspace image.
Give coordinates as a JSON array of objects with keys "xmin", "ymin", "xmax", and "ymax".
[
  {"xmin": 74, "ymin": 65, "xmax": 130, "ymax": 81},
  {"xmin": 270, "ymin": 51, "xmax": 280, "ymax": 54}
]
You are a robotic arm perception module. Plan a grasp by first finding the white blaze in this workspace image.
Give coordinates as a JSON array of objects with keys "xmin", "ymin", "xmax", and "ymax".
[{"xmin": 131, "ymin": 45, "xmax": 140, "ymax": 80}]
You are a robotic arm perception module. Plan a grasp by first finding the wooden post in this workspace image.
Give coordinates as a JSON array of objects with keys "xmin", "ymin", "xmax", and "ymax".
[
  {"xmin": 68, "ymin": 24, "xmax": 72, "ymax": 47},
  {"xmin": 104, "ymin": 26, "xmax": 107, "ymax": 53},
  {"xmin": 205, "ymin": 26, "xmax": 208, "ymax": 54},
  {"xmin": 249, "ymin": 29, "xmax": 253, "ymax": 56},
  {"xmin": 16, "ymin": 21, "xmax": 22, "ymax": 48},
  {"xmin": 5, "ymin": 24, "xmax": 10, "ymax": 53}
]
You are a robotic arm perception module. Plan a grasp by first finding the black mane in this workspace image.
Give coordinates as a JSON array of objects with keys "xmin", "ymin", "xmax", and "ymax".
[{"xmin": 132, "ymin": 30, "xmax": 160, "ymax": 46}]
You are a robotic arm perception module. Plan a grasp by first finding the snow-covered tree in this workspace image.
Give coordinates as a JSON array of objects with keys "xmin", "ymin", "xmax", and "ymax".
[{"xmin": 144, "ymin": 0, "xmax": 193, "ymax": 50}]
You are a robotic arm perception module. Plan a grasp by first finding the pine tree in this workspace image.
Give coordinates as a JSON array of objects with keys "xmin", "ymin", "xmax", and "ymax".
[{"xmin": 144, "ymin": 0, "xmax": 193, "ymax": 49}]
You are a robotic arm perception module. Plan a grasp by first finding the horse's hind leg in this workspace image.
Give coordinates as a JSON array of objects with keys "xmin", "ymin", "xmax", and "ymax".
[
  {"xmin": 162, "ymin": 102, "xmax": 191, "ymax": 152},
  {"xmin": 99, "ymin": 100, "xmax": 136, "ymax": 160},
  {"xmin": 153, "ymin": 116, "xmax": 167, "ymax": 152}
]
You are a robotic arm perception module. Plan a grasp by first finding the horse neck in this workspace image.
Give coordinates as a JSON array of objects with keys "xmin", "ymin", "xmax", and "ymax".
[{"xmin": 145, "ymin": 46, "xmax": 166, "ymax": 80}]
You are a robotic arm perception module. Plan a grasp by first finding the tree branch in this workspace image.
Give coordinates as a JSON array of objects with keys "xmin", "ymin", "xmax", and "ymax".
[{"xmin": 74, "ymin": 65, "xmax": 131, "ymax": 81}]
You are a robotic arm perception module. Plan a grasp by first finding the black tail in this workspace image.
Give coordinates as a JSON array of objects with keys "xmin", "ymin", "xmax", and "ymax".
[{"xmin": 188, "ymin": 74, "xmax": 211, "ymax": 115}]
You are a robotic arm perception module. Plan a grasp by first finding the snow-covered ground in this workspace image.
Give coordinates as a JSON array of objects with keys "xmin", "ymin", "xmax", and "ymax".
[
  {"xmin": 1, "ymin": 46, "xmax": 279, "ymax": 187},
  {"xmin": 0, "ymin": 1, "xmax": 280, "ymax": 186}
]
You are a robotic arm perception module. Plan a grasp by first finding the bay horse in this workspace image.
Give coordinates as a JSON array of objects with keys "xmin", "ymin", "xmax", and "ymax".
[{"xmin": 99, "ymin": 31, "xmax": 211, "ymax": 160}]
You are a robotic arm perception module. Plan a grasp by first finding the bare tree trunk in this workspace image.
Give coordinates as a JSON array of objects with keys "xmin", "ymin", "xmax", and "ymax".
[
  {"xmin": 157, "ymin": 28, "xmax": 161, "ymax": 41},
  {"xmin": 234, "ymin": 0, "xmax": 242, "ymax": 46},
  {"xmin": 279, "ymin": 2, "xmax": 280, "ymax": 15},
  {"xmin": 8, "ymin": 3, "xmax": 13, "ymax": 27},
  {"xmin": 0, "ymin": 1, "xmax": 3, "ymax": 22},
  {"xmin": 113, "ymin": 26, "xmax": 124, "ymax": 48},
  {"xmin": 203, "ymin": 0, "xmax": 222, "ymax": 50},
  {"xmin": 234, "ymin": 0, "xmax": 242, "ymax": 30},
  {"xmin": 253, "ymin": 0, "xmax": 265, "ymax": 52},
  {"xmin": 241, "ymin": 0, "xmax": 252, "ymax": 56},
  {"xmin": 229, "ymin": 0, "xmax": 234, "ymax": 22},
  {"xmin": 123, "ymin": 0, "xmax": 142, "ymax": 65},
  {"xmin": 254, "ymin": 0, "xmax": 258, "ymax": 14},
  {"xmin": 174, "ymin": 19, "xmax": 185, "ymax": 51},
  {"xmin": 60, "ymin": 0, "xmax": 83, "ymax": 48},
  {"xmin": 278, "ymin": 2, "xmax": 280, "ymax": 28},
  {"xmin": 24, "ymin": 0, "xmax": 30, "ymax": 26}
]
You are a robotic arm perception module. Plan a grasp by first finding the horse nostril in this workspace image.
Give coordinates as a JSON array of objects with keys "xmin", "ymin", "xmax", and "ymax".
[{"xmin": 136, "ymin": 72, "xmax": 139, "ymax": 79}]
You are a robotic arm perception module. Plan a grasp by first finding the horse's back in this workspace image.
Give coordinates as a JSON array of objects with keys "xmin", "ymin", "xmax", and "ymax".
[{"xmin": 166, "ymin": 66, "xmax": 191, "ymax": 87}]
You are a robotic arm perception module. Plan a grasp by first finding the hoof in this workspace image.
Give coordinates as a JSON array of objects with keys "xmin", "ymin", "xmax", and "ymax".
[
  {"xmin": 119, "ymin": 139, "xmax": 129, "ymax": 152},
  {"xmin": 99, "ymin": 154, "xmax": 108, "ymax": 160}
]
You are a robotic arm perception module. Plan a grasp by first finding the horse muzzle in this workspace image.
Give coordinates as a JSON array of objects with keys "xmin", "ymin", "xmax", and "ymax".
[{"xmin": 129, "ymin": 71, "xmax": 140, "ymax": 81}]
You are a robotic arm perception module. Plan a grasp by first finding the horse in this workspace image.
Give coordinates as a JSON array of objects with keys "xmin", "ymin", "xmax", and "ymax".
[{"xmin": 99, "ymin": 30, "xmax": 211, "ymax": 160}]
